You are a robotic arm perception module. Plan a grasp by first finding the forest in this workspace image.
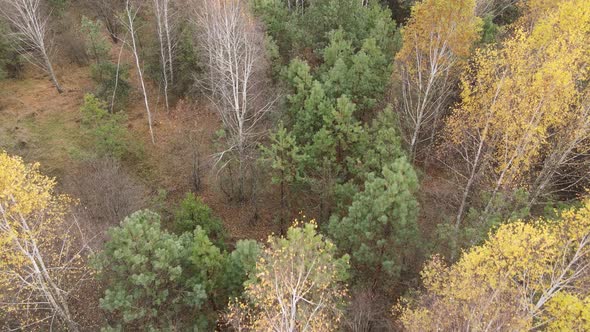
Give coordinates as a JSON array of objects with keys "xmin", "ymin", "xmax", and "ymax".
[{"xmin": 0, "ymin": 0, "xmax": 589, "ymax": 330}]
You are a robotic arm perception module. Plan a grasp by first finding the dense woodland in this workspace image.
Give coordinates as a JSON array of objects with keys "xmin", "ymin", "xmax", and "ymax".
[{"xmin": 0, "ymin": 0, "xmax": 589, "ymax": 330}]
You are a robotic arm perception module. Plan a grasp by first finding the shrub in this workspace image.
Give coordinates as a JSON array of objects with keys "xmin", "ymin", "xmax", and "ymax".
[{"xmin": 80, "ymin": 94, "xmax": 132, "ymax": 159}]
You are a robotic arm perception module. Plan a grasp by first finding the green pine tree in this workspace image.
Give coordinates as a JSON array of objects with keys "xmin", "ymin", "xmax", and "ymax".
[{"xmin": 329, "ymin": 157, "xmax": 421, "ymax": 290}]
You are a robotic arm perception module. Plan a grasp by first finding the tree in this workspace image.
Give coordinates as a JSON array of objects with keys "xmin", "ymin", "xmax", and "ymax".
[
  {"xmin": 152, "ymin": 0, "xmax": 176, "ymax": 111},
  {"xmin": 122, "ymin": 0, "xmax": 155, "ymax": 144},
  {"xmin": 173, "ymin": 192, "xmax": 227, "ymax": 248},
  {"xmin": 81, "ymin": 16, "xmax": 131, "ymax": 111},
  {"xmin": 94, "ymin": 210, "xmax": 206, "ymax": 329},
  {"xmin": 444, "ymin": 0, "xmax": 590, "ymax": 229},
  {"xmin": 260, "ymin": 124, "xmax": 307, "ymax": 233},
  {"xmin": 194, "ymin": 0, "xmax": 275, "ymax": 201},
  {"xmin": 398, "ymin": 198, "xmax": 590, "ymax": 331},
  {"xmin": 0, "ymin": 152, "xmax": 89, "ymax": 331},
  {"xmin": 88, "ymin": 0, "xmax": 123, "ymax": 43},
  {"xmin": 80, "ymin": 94, "xmax": 132, "ymax": 159},
  {"xmin": 0, "ymin": 0, "xmax": 63, "ymax": 93},
  {"xmin": 329, "ymin": 157, "xmax": 421, "ymax": 290},
  {"xmin": 396, "ymin": 0, "xmax": 481, "ymax": 160},
  {"xmin": 228, "ymin": 221, "xmax": 349, "ymax": 331},
  {"xmin": 0, "ymin": 21, "xmax": 22, "ymax": 80},
  {"xmin": 253, "ymin": 0, "xmax": 396, "ymax": 61},
  {"xmin": 223, "ymin": 239, "xmax": 261, "ymax": 298}
]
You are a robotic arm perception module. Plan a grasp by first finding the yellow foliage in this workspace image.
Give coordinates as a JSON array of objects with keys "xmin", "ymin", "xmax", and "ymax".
[
  {"xmin": 397, "ymin": 0, "xmax": 482, "ymax": 64},
  {"xmin": 231, "ymin": 220, "xmax": 349, "ymax": 331},
  {"xmin": 399, "ymin": 199, "xmax": 590, "ymax": 331},
  {"xmin": 445, "ymin": 0, "xmax": 590, "ymax": 187},
  {"xmin": 0, "ymin": 151, "xmax": 82, "ymax": 327}
]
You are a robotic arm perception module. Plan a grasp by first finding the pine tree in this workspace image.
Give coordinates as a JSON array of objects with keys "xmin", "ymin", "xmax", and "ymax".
[{"xmin": 329, "ymin": 157, "xmax": 421, "ymax": 290}]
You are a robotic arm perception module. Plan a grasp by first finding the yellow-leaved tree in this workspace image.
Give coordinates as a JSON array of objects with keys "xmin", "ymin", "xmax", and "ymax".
[
  {"xmin": 0, "ymin": 152, "xmax": 89, "ymax": 331},
  {"xmin": 226, "ymin": 221, "xmax": 349, "ymax": 331},
  {"xmin": 444, "ymin": 0, "xmax": 590, "ymax": 228},
  {"xmin": 398, "ymin": 198, "xmax": 590, "ymax": 331},
  {"xmin": 396, "ymin": 0, "xmax": 482, "ymax": 160}
]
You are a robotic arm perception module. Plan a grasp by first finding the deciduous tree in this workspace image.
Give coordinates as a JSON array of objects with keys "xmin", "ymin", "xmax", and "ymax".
[
  {"xmin": 0, "ymin": 152, "xmax": 89, "ymax": 331},
  {"xmin": 228, "ymin": 221, "xmax": 349, "ymax": 331},
  {"xmin": 399, "ymin": 198, "xmax": 590, "ymax": 331},
  {"xmin": 194, "ymin": 0, "xmax": 275, "ymax": 201},
  {"xmin": 396, "ymin": 0, "xmax": 481, "ymax": 159},
  {"xmin": 444, "ymin": 0, "xmax": 590, "ymax": 228},
  {"xmin": 152, "ymin": 0, "xmax": 176, "ymax": 111},
  {"xmin": 0, "ymin": 0, "xmax": 63, "ymax": 92}
]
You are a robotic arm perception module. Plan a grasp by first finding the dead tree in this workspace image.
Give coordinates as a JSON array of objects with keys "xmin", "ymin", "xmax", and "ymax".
[
  {"xmin": 194, "ymin": 0, "xmax": 274, "ymax": 201},
  {"xmin": 122, "ymin": 0, "xmax": 155, "ymax": 144},
  {"xmin": 0, "ymin": 0, "xmax": 62, "ymax": 93}
]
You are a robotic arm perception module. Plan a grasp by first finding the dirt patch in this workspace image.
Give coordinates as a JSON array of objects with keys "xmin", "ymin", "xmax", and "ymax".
[{"xmin": 0, "ymin": 60, "xmax": 282, "ymax": 243}]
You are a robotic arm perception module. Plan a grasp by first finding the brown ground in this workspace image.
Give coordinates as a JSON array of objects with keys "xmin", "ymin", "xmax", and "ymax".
[{"xmin": 0, "ymin": 57, "xmax": 281, "ymax": 244}]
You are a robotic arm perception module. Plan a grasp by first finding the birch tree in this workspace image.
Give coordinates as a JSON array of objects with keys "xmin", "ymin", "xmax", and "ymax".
[
  {"xmin": 0, "ymin": 0, "xmax": 62, "ymax": 93},
  {"xmin": 0, "ymin": 152, "xmax": 90, "ymax": 331},
  {"xmin": 395, "ymin": 0, "xmax": 481, "ymax": 160},
  {"xmin": 122, "ymin": 0, "xmax": 155, "ymax": 144},
  {"xmin": 227, "ymin": 221, "xmax": 349, "ymax": 331},
  {"xmin": 399, "ymin": 199, "xmax": 590, "ymax": 331},
  {"xmin": 152, "ymin": 0, "xmax": 176, "ymax": 111},
  {"xmin": 444, "ymin": 0, "xmax": 590, "ymax": 227},
  {"xmin": 194, "ymin": 0, "xmax": 274, "ymax": 200}
]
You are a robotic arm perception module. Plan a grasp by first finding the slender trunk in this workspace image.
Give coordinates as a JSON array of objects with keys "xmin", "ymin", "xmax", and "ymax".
[
  {"xmin": 280, "ymin": 171, "xmax": 285, "ymax": 235},
  {"xmin": 155, "ymin": 0, "xmax": 170, "ymax": 111},
  {"xmin": 110, "ymin": 34, "xmax": 126, "ymax": 113},
  {"xmin": 43, "ymin": 51, "xmax": 62, "ymax": 93},
  {"xmin": 164, "ymin": 0, "xmax": 174, "ymax": 84},
  {"xmin": 127, "ymin": 3, "xmax": 155, "ymax": 144}
]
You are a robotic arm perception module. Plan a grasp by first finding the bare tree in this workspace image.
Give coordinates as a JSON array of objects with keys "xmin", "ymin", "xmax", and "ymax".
[
  {"xmin": 152, "ymin": 0, "xmax": 176, "ymax": 111},
  {"xmin": 122, "ymin": 0, "xmax": 156, "ymax": 144},
  {"xmin": 527, "ymin": 99, "xmax": 590, "ymax": 207},
  {"xmin": 194, "ymin": 0, "xmax": 275, "ymax": 200},
  {"xmin": 88, "ymin": 0, "xmax": 123, "ymax": 43},
  {"xmin": 475, "ymin": 0, "xmax": 520, "ymax": 18},
  {"xmin": 0, "ymin": 0, "xmax": 62, "ymax": 93}
]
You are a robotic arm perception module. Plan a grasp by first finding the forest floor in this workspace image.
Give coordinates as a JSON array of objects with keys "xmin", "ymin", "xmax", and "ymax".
[{"xmin": 0, "ymin": 60, "xmax": 281, "ymax": 245}]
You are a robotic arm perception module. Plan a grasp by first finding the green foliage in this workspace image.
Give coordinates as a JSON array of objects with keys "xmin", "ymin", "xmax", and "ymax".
[
  {"xmin": 355, "ymin": 107, "xmax": 405, "ymax": 178},
  {"xmin": 253, "ymin": 0, "xmax": 396, "ymax": 60},
  {"xmin": 172, "ymin": 22, "xmax": 202, "ymax": 98},
  {"xmin": 95, "ymin": 209, "xmax": 255, "ymax": 330},
  {"xmin": 260, "ymin": 123, "xmax": 307, "ymax": 187},
  {"xmin": 90, "ymin": 61, "xmax": 131, "ymax": 110},
  {"xmin": 480, "ymin": 14, "xmax": 501, "ymax": 44},
  {"xmin": 329, "ymin": 157, "xmax": 421, "ymax": 289},
  {"xmin": 81, "ymin": 17, "xmax": 110, "ymax": 64},
  {"xmin": 80, "ymin": 94, "xmax": 133, "ymax": 159},
  {"xmin": 173, "ymin": 192, "xmax": 227, "ymax": 248},
  {"xmin": 0, "ymin": 23, "xmax": 22, "ymax": 80},
  {"xmin": 260, "ymin": 124, "xmax": 308, "ymax": 229},
  {"xmin": 436, "ymin": 188, "xmax": 532, "ymax": 260},
  {"xmin": 223, "ymin": 240, "xmax": 261, "ymax": 297},
  {"xmin": 321, "ymin": 31, "xmax": 391, "ymax": 111},
  {"xmin": 81, "ymin": 17, "xmax": 130, "ymax": 109},
  {"xmin": 94, "ymin": 210, "xmax": 206, "ymax": 330}
]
